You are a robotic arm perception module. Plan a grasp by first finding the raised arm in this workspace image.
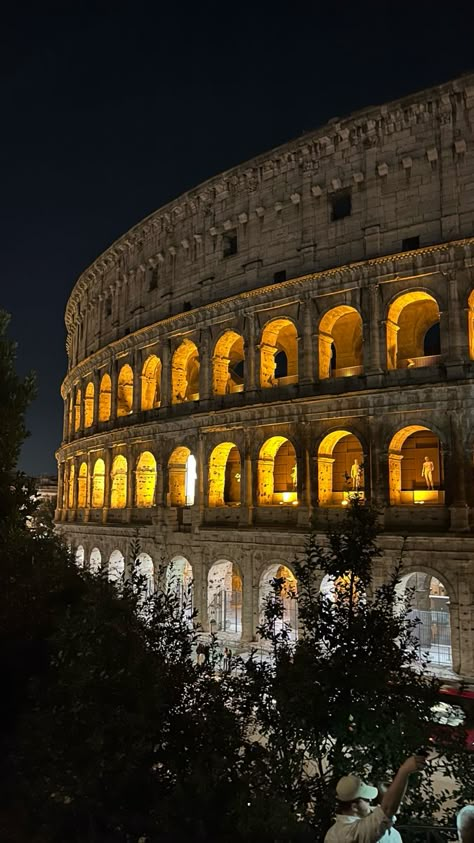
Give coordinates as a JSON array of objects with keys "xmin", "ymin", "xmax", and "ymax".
[{"xmin": 381, "ymin": 755, "xmax": 425, "ymax": 819}]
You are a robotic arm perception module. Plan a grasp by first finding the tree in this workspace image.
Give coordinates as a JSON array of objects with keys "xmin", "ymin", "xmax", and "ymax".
[{"xmin": 241, "ymin": 501, "xmax": 474, "ymax": 838}]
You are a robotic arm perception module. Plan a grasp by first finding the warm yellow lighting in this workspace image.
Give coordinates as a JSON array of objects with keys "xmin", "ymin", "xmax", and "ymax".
[
  {"xmin": 171, "ymin": 340, "xmax": 199, "ymax": 404},
  {"xmin": 74, "ymin": 388, "xmax": 82, "ymax": 431},
  {"xmin": 98, "ymin": 373, "xmax": 112, "ymax": 421},
  {"xmin": 341, "ymin": 499, "xmax": 349, "ymax": 506},
  {"xmin": 77, "ymin": 461, "xmax": 88, "ymax": 508},
  {"xmin": 141, "ymin": 355, "xmax": 162, "ymax": 410},
  {"xmin": 260, "ymin": 318, "xmax": 298, "ymax": 388},
  {"xmin": 84, "ymin": 382, "xmax": 94, "ymax": 428},
  {"xmin": 110, "ymin": 455, "xmax": 127, "ymax": 508},
  {"xmin": 92, "ymin": 458, "xmax": 105, "ymax": 508},
  {"xmin": 135, "ymin": 451, "xmax": 157, "ymax": 507},
  {"xmin": 117, "ymin": 365, "xmax": 133, "ymax": 416},
  {"xmin": 318, "ymin": 306, "xmax": 362, "ymax": 380}
]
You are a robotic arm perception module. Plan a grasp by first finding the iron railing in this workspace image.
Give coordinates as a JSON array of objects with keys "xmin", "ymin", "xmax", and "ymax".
[{"xmin": 396, "ymin": 826, "xmax": 455, "ymax": 842}]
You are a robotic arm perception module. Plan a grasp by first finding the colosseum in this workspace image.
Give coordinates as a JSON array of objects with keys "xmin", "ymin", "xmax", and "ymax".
[{"xmin": 56, "ymin": 73, "xmax": 474, "ymax": 679}]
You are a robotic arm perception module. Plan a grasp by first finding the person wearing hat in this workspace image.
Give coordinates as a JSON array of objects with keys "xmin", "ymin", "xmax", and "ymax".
[{"xmin": 324, "ymin": 754, "xmax": 426, "ymax": 842}]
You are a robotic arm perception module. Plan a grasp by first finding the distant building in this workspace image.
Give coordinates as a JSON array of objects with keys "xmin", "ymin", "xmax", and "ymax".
[
  {"xmin": 35, "ymin": 474, "xmax": 58, "ymax": 504},
  {"xmin": 56, "ymin": 74, "xmax": 474, "ymax": 679}
]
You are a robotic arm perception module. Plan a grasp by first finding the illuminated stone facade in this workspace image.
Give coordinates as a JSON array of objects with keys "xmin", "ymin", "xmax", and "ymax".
[{"xmin": 57, "ymin": 74, "xmax": 474, "ymax": 679}]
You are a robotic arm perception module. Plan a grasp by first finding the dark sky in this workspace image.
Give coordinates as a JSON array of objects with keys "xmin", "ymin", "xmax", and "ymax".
[{"xmin": 2, "ymin": 0, "xmax": 473, "ymax": 476}]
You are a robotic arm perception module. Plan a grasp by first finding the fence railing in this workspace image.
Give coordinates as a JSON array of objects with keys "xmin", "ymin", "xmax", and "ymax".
[{"xmin": 396, "ymin": 825, "xmax": 455, "ymax": 842}]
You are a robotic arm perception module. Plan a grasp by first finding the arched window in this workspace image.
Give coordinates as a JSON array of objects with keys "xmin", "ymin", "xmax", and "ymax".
[
  {"xmin": 166, "ymin": 556, "xmax": 193, "ymax": 619},
  {"xmin": 423, "ymin": 322, "xmax": 441, "ymax": 356},
  {"xmin": 89, "ymin": 547, "xmax": 101, "ymax": 574},
  {"xmin": 208, "ymin": 443, "xmax": 241, "ymax": 506},
  {"xmin": 108, "ymin": 549, "xmax": 125, "ymax": 584},
  {"xmin": 388, "ymin": 426, "xmax": 443, "ymax": 505},
  {"xmin": 67, "ymin": 462, "xmax": 75, "ymax": 508},
  {"xmin": 117, "ymin": 364, "xmax": 133, "ymax": 416},
  {"xmin": 259, "ymin": 564, "xmax": 298, "ymax": 640},
  {"xmin": 91, "ymin": 458, "xmax": 105, "ymax": 508},
  {"xmin": 98, "ymin": 373, "xmax": 112, "ymax": 422},
  {"xmin": 133, "ymin": 552, "xmax": 154, "ymax": 597},
  {"xmin": 208, "ymin": 560, "xmax": 242, "ymax": 637},
  {"xmin": 171, "ymin": 340, "xmax": 200, "ymax": 403},
  {"xmin": 77, "ymin": 461, "xmax": 88, "ymax": 508},
  {"xmin": 141, "ymin": 355, "xmax": 162, "ymax": 410},
  {"xmin": 75, "ymin": 544, "xmax": 85, "ymax": 568},
  {"xmin": 317, "ymin": 430, "xmax": 365, "ymax": 506},
  {"xmin": 398, "ymin": 573, "xmax": 452, "ymax": 668},
  {"xmin": 386, "ymin": 292, "xmax": 441, "ymax": 370},
  {"xmin": 212, "ymin": 331, "xmax": 245, "ymax": 395},
  {"xmin": 74, "ymin": 388, "xmax": 82, "ymax": 431},
  {"xmin": 110, "ymin": 455, "xmax": 128, "ymax": 508},
  {"xmin": 135, "ymin": 451, "xmax": 157, "ymax": 507},
  {"xmin": 84, "ymin": 382, "xmax": 94, "ymax": 428},
  {"xmin": 260, "ymin": 319, "xmax": 298, "ymax": 388},
  {"xmin": 257, "ymin": 437, "xmax": 297, "ymax": 505},
  {"xmin": 318, "ymin": 306, "xmax": 363, "ymax": 379},
  {"xmin": 168, "ymin": 446, "xmax": 196, "ymax": 506}
]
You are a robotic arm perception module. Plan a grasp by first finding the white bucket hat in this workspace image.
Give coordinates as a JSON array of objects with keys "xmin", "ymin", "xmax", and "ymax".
[{"xmin": 336, "ymin": 775, "xmax": 378, "ymax": 802}]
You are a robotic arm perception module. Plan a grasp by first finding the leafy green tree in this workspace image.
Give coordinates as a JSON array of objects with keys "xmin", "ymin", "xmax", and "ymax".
[{"xmin": 242, "ymin": 501, "xmax": 474, "ymax": 838}]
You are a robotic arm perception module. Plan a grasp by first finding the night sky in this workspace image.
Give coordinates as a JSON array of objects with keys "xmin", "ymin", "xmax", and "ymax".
[{"xmin": 2, "ymin": 1, "xmax": 473, "ymax": 476}]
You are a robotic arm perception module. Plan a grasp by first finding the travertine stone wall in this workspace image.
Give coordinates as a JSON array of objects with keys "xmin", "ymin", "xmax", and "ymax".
[{"xmin": 57, "ymin": 74, "xmax": 474, "ymax": 680}]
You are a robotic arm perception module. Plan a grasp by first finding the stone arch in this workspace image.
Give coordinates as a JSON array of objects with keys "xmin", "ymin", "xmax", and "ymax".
[
  {"xmin": 135, "ymin": 451, "xmax": 157, "ymax": 507},
  {"xmin": 77, "ymin": 460, "xmax": 88, "ymax": 508},
  {"xmin": 117, "ymin": 364, "xmax": 134, "ymax": 416},
  {"xmin": 84, "ymin": 381, "xmax": 94, "ymax": 428},
  {"xmin": 91, "ymin": 457, "xmax": 105, "ymax": 508},
  {"xmin": 388, "ymin": 425, "xmax": 444, "ymax": 505},
  {"xmin": 67, "ymin": 462, "xmax": 75, "ymax": 508},
  {"xmin": 133, "ymin": 551, "xmax": 155, "ymax": 597},
  {"xmin": 257, "ymin": 436, "xmax": 298, "ymax": 505},
  {"xmin": 74, "ymin": 387, "xmax": 82, "ymax": 431},
  {"xmin": 259, "ymin": 318, "xmax": 298, "ymax": 388},
  {"xmin": 168, "ymin": 446, "xmax": 196, "ymax": 506},
  {"xmin": 108, "ymin": 549, "xmax": 125, "ymax": 584},
  {"xmin": 208, "ymin": 442, "xmax": 241, "ymax": 506},
  {"xmin": 386, "ymin": 291, "xmax": 441, "ymax": 370},
  {"xmin": 141, "ymin": 355, "xmax": 162, "ymax": 410},
  {"xmin": 258, "ymin": 563, "xmax": 298, "ymax": 640},
  {"xmin": 110, "ymin": 454, "xmax": 128, "ymax": 509},
  {"xmin": 207, "ymin": 559, "xmax": 243, "ymax": 637},
  {"xmin": 317, "ymin": 430, "xmax": 365, "ymax": 506},
  {"xmin": 166, "ymin": 555, "xmax": 194, "ymax": 618},
  {"xmin": 98, "ymin": 373, "xmax": 112, "ymax": 422},
  {"xmin": 75, "ymin": 544, "xmax": 85, "ymax": 568},
  {"xmin": 397, "ymin": 571, "xmax": 453, "ymax": 669},
  {"xmin": 171, "ymin": 339, "xmax": 200, "ymax": 403},
  {"xmin": 212, "ymin": 330, "xmax": 245, "ymax": 395},
  {"xmin": 318, "ymin": 305, "xmax": 363, "ymax": 379},
  {"xmin": 89, "ymin": 547, "xmax": 102, "ymax": 574}
]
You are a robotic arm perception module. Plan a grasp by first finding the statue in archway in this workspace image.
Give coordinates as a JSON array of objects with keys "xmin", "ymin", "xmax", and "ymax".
[
  {"xmin": 421, "ymin": 456, "xmax": 435, "ymax": 489},
  {"xmin": 290, "ymin": 464, "xmax": 297, "ymax": 489},
  {"xmin": 350, "ymin": 458, "xmax": 362, "ymax": 490}
]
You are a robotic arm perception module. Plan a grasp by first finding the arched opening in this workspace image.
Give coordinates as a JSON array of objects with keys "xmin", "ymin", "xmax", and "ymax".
[
  {"xmin": 208, "ymin": 442, "xmax": 241, "ymax": 506},
  {"xmin": 320, "ymin": 573, "xmax": 362, "ymax": 604},
  {"xmin": 166, "ymin": 556, "xmax": 193, "ymax": 619},
  {"xmin": 133, "ymin": 552, "xmax": 154, "ymax": 597},
  {"xmin": 67, "ymin": 462, "xmax": 75, "ymax": 508},
  {"xmin": 259, "ymin": 564, "xmax": 298, "ymax": 640},
  {"xmin": 117, "ymin": 364, "xmax": 134, "ymax": 416},
  {"xmin": 257, "ymin": 437, "xmax": 298, "ymax": 505},
  {"xmin": 84, "ymin": 381, "xmax": 94, "ymax": 428},
  {"xmin": 208, "ymin": 560, "xmax": 242, "ymax": 637},
  {"xmin": 67, "ymin": 395, "xmax": 73, "ymax": 435},
  {"xmin": 317, "ymin": 430, "xmax": 365, "ymax": 506},
  {"xmin": 110, "ymin": 455, "xmax": 128, "ymax": 509},
  {"xmin": 171, "ymin": 340, "xmax": 200, "ymax": 403},
  {"xmin": 89, "ymin": 547, "xmax": 101, "ymax": 574},
  {"xmin": 74, "ymin": 388, "xmax": 82, "ymax": 431},
  {"xmin": 398, "ymin": 573, "xmax": 453, "ymax": 668},
  {"xmin": 91, "ymin": 458, "xmax": 105, "ymax": 508},
  {"xmin": 98, "ymin": 373, "xmax": 112, "ymax": 422},
  {"xmin": 212, "ymin": 330, "xmax": 245, "ymax": 395},
  {"xmin": 135, "ymin": 451, "xmax": 157, "ymax": 507},
  {"xmin": 386, "ymin": 292, "xmax": 441, "ymax": 370},
  {"xmin": 168, "ymin": 446, "xmax": 196, "ymax": 506},
  {"xmin": 75, "ymin": 544, "xmax": 85, "ymax": 568},
  {"xmin": 141, "ymin": 355, "xmax": 162, "ymax": 410},
  {"xmin": 388, "ymin": 426, "xmax": 443, "ymax": 505},
  {"xmin": 108, "ymin": 549, "xmax": 125, "ymax": 584},
  {"xmin": 260, "ymin": 319, "xmax": 298, "ymax": 388},
  {"xmin": 318, "ymin": 306, "xmax": 363, "ymax": 379},
  {"xmin": 77, "ymin": 461, "xmax": 88, "ymax": 508}
]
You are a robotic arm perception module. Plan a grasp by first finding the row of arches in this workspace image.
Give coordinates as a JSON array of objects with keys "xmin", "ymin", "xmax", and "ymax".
[
  {"xmin": 63, "ymin": 425, "xmax": 444, "ymax": 512},
  {"xmin": 66, "ymin": 289, "xmax": 453, "ymax": 434},
  {"xmin": 73, "ymin": 545, "xmax": 453, "ymax": 667}
]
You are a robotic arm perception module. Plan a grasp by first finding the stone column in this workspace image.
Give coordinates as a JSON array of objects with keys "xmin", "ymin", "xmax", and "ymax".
[
  {"xmin": 199, "ymin": 330, "xmax": 211, "ymax": 401},
  {"xmin": 446, "ymin": 272, "xmax": 466, "ymax": 363},
  {"xmin": 126, "ymin": 445, "xmax": 135, "ymax": 521},
  {"xmin": 301, "ymin": 297, "xmax": 315, "ymax": 384},
  {"xmin": 367, "ymin": 283, "xmax": 383, "ymax": 374},
  {"xmin": 317, "ymin": 333, "xmax": 333, "ymax": 380},
  {"xmin": 243, "ymin": 312, "xmax": 256, "ymax": 392},
  {"xmin": 78, "ymin": 382, "xmax": 85, "ymax": 433},
  {"xmin": 153, "ymin": 461, "xmax": 164, "ymax": 525},
  {"xmin": 241, "ymin": 564, "xmax": 254, "ymax": 644},
  {"xmin": 110, "ymin": 361, "xmax": 118, "ymax": 420},
  {"xmin": 62, "ymin": 399, "xmax": 68, "ymax": 441},
  {"xmin": 448, "ymin": 413, "xmax": 469, "ymax": 531},
  {"xmin": 92, "ymin": 369, "xmax": 100, "ymax": 429},
  {"xmin": 160, "ymin": 339, "xmax": 171, "ymax": 408},
  {"xmin": 102, "ymin": 450, "xmax": 111, "ymax": 524},
  {"xmin": 56, "ymin": 461, "xmax": 65, "ymax": 520},
  {"xmin": 242, "ymin": 432, "xmax": 254, "ymax": 526},
  {"xmin": 132, "ymin": 351, "xmax": 141, "ymax": 415}
]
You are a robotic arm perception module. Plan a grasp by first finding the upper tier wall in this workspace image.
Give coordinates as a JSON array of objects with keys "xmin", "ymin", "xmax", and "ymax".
[{"xmin": 66, "ymin": 74, "xmax": 474, "ymax": 367}]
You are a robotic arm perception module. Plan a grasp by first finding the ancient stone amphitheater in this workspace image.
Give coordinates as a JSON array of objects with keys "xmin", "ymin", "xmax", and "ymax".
[{"xmin": 56, "ymin": 73, "xmax": 474, "ymax": 678}]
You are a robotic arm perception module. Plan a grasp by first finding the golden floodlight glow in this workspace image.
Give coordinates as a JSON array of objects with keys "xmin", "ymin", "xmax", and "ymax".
[
  {"xmin": 98, "ymin": 373, "xmax": 112, "ymax": 421},
  {"xmin": 92, "ymin": 458, "xmax": 105, "ymax": 508},
  {"xmin": 84, "ymin": 381, "xmax": 94, "ymax": 428},
  {"xmin": 135, "ymin": 451, "xmax": 157, "ymax": 507},
  {"xmin": 110, "ymin": 454, "xmax": 128, "ymax": 508},
  {"xmin": 117, "ymin": 365, "xmax": 134, "ymax": 416},
  {"xmin": 318, "ymin": 305, "xmax": 363, "ymax": 380}
]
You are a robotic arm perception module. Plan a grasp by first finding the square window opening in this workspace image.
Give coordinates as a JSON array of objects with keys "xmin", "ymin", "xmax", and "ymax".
[
  {"xmin": 223, "ymin": 231, "xmax": 238, "ymax": 258},
  {"xmin": 402, "ymin": 235, "xmax": 420, "ymax": 251},
  {"xmin": 330, "ymin": 190, "xmax": 352, "ymax": 222}
]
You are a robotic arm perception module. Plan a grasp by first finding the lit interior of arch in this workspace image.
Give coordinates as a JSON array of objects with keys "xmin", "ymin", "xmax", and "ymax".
[
  {"xmin": 171, "ymin": 340, "xmax": 200, "ymax": 403},
  {"xmin": 257, "ymin": 436, "xmax": 297, "ymax": 505},
  {"xmin": 212, "ymin": 330, "xmax": 245, "ymax": 395},
  {"xmin": 318, "ymin": 306, "xmax": 363, "ymax": 379},
  {"xmin": 388, "ymin": 426, "xmax": 442, "ymax": 505},
  {"xmin": 208, "ymin": 560, "xmax": 242, "ymax": 636},
  {"xmin": 141, "ymin": 355, "xmax": 162, "ymax": 410},
  {"xmin": 135, "ymin": 450, "xmax": 157, "ymax": 507},
  {"xmin": 318, "ymin": 430, "xmax": 364, "ymax": 505},
  {"xmin": 98, "ymin": 373, "xmax": 111, "ymax": 421},
  {"xmin": 260, "ymin": 318, "xmax": 298, "ymax": 388},
  {"xmin": 386, "ymin": 291, "xmax": 440, "ymax": 370},
  {"xmin": 208, "ymin": 442, "xmax": 241, "ymax": 506},
  {"xmin": 92, "ymin": 457, "xmax": 105, "ymax": 508},
  {"xmin": 117, "ymin": 364, "xmax": 134, "ymax": 416},
  {"xmin": 110, "ymin": 454, "xmax": 128, "ymax": 508}
]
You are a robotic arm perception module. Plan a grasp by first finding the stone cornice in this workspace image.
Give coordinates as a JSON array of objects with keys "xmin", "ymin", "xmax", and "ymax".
[
  {"xmin": 64, "ymin": 74, "xmax": 474, "ymax": 336},
  {"xmin": 61, "ymin": 237, "xmax": 474, "ymax": 395}
]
